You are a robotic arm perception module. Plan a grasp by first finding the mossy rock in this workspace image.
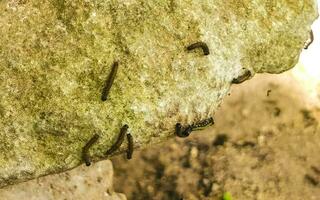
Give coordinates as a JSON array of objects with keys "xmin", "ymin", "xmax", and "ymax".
[{"xmin": 0, "ymin": 0, "xmax": 317, "ymax": 188}]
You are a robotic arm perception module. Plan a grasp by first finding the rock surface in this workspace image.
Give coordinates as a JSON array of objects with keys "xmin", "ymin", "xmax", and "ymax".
[
  {"xmin": 0, "ymin": 0, "xmax": 318, "ymax": 187},
  {"xmin": 0, "ymin": 160, "xmax": 127, "ymax": 200},
  {"xmin": 112, "ymin": 72, "xmax": 320, "ymax": 200}
]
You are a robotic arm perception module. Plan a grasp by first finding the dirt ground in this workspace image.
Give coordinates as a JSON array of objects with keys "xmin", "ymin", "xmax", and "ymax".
[{"xmin": 111, "ymin": 72, "xmax": 320, "ymax": 200}]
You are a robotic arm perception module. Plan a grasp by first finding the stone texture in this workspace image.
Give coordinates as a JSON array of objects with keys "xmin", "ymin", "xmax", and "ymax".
[
  {"xmin": 111, "ymin": 71, "xmax": 320, "ymax": 200},
  {"xmin": 0, "ymin": 0, "xmax": 318, "ymax": 187},
  {"xmin": 0, "ymin": 160, "xmax": 127, "ymax": 200}
]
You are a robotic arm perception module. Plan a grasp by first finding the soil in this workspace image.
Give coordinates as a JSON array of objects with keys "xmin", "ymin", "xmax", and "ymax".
[{"xmin": 112, "ymin": 72, "xmax": 320, "ymax": 200}]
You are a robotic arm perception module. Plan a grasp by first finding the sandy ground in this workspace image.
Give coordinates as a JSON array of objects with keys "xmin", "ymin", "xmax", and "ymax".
[{"xmin": 111, "ymin": 72, "xmax": 320, "ymax": 200}]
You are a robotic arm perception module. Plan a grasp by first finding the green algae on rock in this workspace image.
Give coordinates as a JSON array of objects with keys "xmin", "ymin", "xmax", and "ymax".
[{"xmin": 0, "ymin": 0, "xmax": 318, "ymax": 188}]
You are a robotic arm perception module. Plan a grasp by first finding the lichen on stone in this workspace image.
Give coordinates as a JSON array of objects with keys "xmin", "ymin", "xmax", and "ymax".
[{"xmin": 0, "ymin": 0, "xmax": 318, "ymax": 188}]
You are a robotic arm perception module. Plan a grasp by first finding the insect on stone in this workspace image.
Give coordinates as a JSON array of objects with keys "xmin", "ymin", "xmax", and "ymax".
[
  {"xmin": 82, "ymin": 134, "xmax": 100, "ymax": 166},
  {"xmin": 101, "ymin": 61, "xmax": 119, "ymax": 101},
  {"xmin": 187, "ymin": 42, "xmax": 210, "ymax": 56}
]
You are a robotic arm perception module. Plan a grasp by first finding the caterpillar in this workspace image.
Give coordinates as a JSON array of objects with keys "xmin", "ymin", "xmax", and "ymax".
[
  {"xmin": 101, "ymin": 61, "xmax": 119, "ymax": 101},
  {"xmin": 106, "ymin": 125, "xmax": 128, "ymax": 156},
  {"xmin": 187, "ymin": 42, "xmax": 210, "ymax": 56},
  {"xmin": 82, "ymin": 134, "xmax": 100, "ymax": 166}
]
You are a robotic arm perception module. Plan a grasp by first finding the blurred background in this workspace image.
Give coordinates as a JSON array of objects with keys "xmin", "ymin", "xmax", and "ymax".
[{"xmin": 0, "ymin": 3, "xmax": 319, "ymax": 200}]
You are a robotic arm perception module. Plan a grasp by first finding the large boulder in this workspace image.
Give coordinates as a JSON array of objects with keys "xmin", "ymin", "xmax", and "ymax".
[{"xmin": 0, "ymin": 0, "xmax": 318, "ymax": 187}]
